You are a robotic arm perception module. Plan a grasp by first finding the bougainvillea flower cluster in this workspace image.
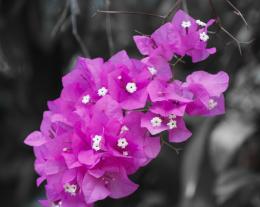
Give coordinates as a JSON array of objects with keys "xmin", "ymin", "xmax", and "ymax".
[{"xmin": 24, "ymin": 10, "xmax": 229, "ymax": 207}]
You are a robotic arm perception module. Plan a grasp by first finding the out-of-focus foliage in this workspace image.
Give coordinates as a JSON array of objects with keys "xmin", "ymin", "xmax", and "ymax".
[{"xmin": 0, "ymin": 0, "xmax": 260, "ymax": 207}]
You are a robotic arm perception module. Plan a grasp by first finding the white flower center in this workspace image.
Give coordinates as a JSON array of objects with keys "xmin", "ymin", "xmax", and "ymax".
[
  {"xmin": 200, "ymin": 32, "xmax": 209, "ymax": 42},
  {"xmin": 167, "ymin": 119, "xmax": 177, "ymax": 129},
  {"xmin": 82, "ymin": 95, "xmax": 90, "ymax": 104},
  {"xmin": 117, "ymin": 75, "xmax": 122, "ymax": 80},
  {"xmin": 92, "ymin": 135, "xmax": 102, "ymax": 151},
  {"xmin": 120, "ymin": 125, "xmax": 129, "ymax": 134},
  {"xmin": 147, "ymin": 66, "xmax": 157, "ymax": 75},
  {"xmin": 126, "ymin": 82, "xmax": 137, "ymax": 93},
  {"xmin": 208, "ymin": 99, "xmax": 218, "ymax": 110},
  {"xmin": 98, "ymin": 87, "xmax": 108, "ymax": 96},
  {"xmin": 168, "ymin": 114, "xmax": 176, "ymax": 119},
  {"xmin": 151, "ymin": 117, "xmax": 162, "ymax": 127},
  {"xmin": 64, "ymin": 183, "xmax": 77, "ymax": 196},
  {"xmin": 117, "ymin": 138, "xmax": 128, "ymax": 149},
  {"xmin": 181, "ymin": 20, "xmax": 191, "ymax": 28},
  {"xmin": 196, "ymin": 19, "xmax": 207, "ymax": 27}
]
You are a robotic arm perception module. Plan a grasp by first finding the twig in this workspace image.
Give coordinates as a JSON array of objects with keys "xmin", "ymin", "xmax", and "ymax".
[
  {"xmin": 105, "ymin": 0, "xmax": 115, "ymax": 56},
  {"xmin": 161, "ymin": 137, "xmax": 182, "ymax": 155},
  {"xmin": 95, "ymin": 10, "xmax": 165, "ymax": 19},
  {"xmin": 163, "ymin": 0, "xmax": 183, "ymax": 23},
  {"xmin": 208, "ymin": 0, "xmax": 249, "ymax": 55},
  {"xmin": 69, "ymin": 0, "xmax": 90, "ymax": 57},
  {"xmin": 219, "ymin": 25, "xmax": 242, "ymax": 54},
  {"xmin": 182, "ymin": 0, "xmax": 189, "ymax": 14},
  {"xmin": 51, "ymin": 1, "xmax": 69, "ymax": 37},
  {"xmin": 134, "ymin": 29, "xmax": 149, "ymax": 36},
  {"xmin": 224, "ymin": 0, "xmax": 248, "ymax": 28},
  {"xmin": 172, "ymin": 56, "xmax": 185, "ymax": 67}
]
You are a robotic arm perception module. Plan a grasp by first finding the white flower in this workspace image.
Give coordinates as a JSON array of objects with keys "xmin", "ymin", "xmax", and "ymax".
[
  {"xmin": 92, "ymin": 142, "xmax": 101, "ymax": 151},
  {"xmin": 82, "ymin": 95, "xmax": 90, "ymax": 104},
  {"xmin": 181, "ymin": 20, "xmax": 191, "ymax": 28},
  {"xmin": 200, "ymin": 32, "xmax": 209, "ymax": 42},
  {"xmin": 208, "ymin": 99, "xmax": 218, "ymax": 110},
  {"xmin": 151, "ymin": 117, "xmax": 162, "ymax": 127},
  {"xmin": 167, "ymin": 119, "xmax": 177, "ymax": 129},
  {"xmin": 64, "ymin": 183, "xmax": 77, "ymax": 196},
  {"xmin": 196, "ymin": 19, "xmax": 207, "ymax": 27},
  {"xmin": 148, "ymin": 66, "xmax": 157, "ymax": 75},
  {"xmin": 93, "ymin": 135, "xmax": 102, "ymax": 143},
  {"xmin": 98, "ymin": 87, "xmax": 108, "ymax": 96},
  {"xmin": 117, "ymin": 75, "xmax": 122, "ymax": 80},
  {"xmin": 117, "ymin": 138, "xmax": 128, "ymax": 149},
  {"xmin": 126, "ymin": 82, "xmax": 137, "ymax": 93}
]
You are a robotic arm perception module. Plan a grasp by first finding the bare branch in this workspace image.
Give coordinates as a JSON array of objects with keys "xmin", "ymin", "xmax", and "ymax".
[
  {"xmin": 51, "ymin": 1, "xmax": 69, "ymax": 37},
  {"xmin": 208, "ymin": 0, "xmax": 251, "ymax": 55},
  {"xmin": 163, "ymin": 0, "xmax": 183, "ymax": 22},
  {"xmin": 105, "ymin": 0, "xmax": 115, "ymax": 56},
  {"xmin": 69, "ymin": 0, "xmax": 90, "ymax": 57},
  {"xmin": 161, "ymin": 137, "xmax": 182, "ymax": 155},
  {"xmin": 95, "ymin": 10, "xmax": 165, "ymax": 19},
  {"xmin": 224, "ymin": 0, "xmax": 248, "ymax": 28}
]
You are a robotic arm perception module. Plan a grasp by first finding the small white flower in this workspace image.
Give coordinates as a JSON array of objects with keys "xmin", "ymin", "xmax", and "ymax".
[
  {"xmin": 151, "ymin": 117, "xmax": 162, "ymax": 127},
  {"xmin": 82, "ymin": 95, "xmax": 90, "ymax": 104},
  {"xmin": 64, "ymin": 183, "xmax": 77, "ymax": 196},
  {"xmin": 117, "ymin": 75, "xmax": 122, "ymax": 80},
  {"xmin": 196, "ymin": 19, "xmax": 207, "ymax": 27},
  {"xmin": 167, "ymin": 119, "xmax": 177, "ymax": 129},
  {"xmin": 117, "ymin": 138, "xmax": 128, "ymax": 149},
  {"xmin": 123, "ymin": 151, "xmax": 128, "ymax": 156},
  {"xmin": 120, "ymin": 125, "xmax": 129, "ymax": 134},
  {"xmin": 148, "ymin": 66, "xmax": 157, "ymax": 75},
  {"xmin": 168, "ymin": 114, "xmax": 176, "ymax": 119},
  {"xmin": 126, "ymin": 82, "xmax": 137, "ymax": 93},
  {"xmin": 208, "ymin": 99, "xmax": 218, "ymax": 110},
  {"xmin": 92, "ymin": 142, "xmax": 101, "ymax": 151},
  {"xmin": 93, "ymin": 135, "xmax": 102, "ymax": 143},
  {"xmin": 98, "ymin": 87, "xmax": 108, "ymax": 96},
  {"xmin": 181, "ymin": 20, "xmax": 191, "ymax": 28},
  {"xmin": 200, "ymin": 32, "xmax": 209, "ymax": 42}
]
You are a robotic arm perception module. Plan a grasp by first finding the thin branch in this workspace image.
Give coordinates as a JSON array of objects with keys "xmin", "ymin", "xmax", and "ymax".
[
  {"xmin": 219, "ymin": 25, "xmax": 242, "ymax": 54},
  {"xmin": 172, "ymin": 56, "xmax": 185, "ymax": 67},
  {"xmin": 95, "ymin": 10, "xmax": 165, "ymax": 19},
  {"xmin": 163, "ymin": 0, "xmax": 183, "ymax": 23},
  {"xmin": 69, "ymin": 0, "xmax": 90, "ymax": 57},
  {"xmin": 105, "ymin": 0, "xmax": 115, "ymax": 56},
  {"xmin": 208, "ymin": 0, "xmax": 250, "ymax": 55},
  {"xmin": 51, "ymin": 1, "xmax": 69, "ymax": 37},
  {"xmin": 182, "ymin": 0, "xmax": 189, "ymax": 14},
  {"xmin": 161, "ymin": 137, "xmax": 182, "ymax": 155},
  {"xmin": 224, "ymin": 0, "xmax": 248, "ymax": 28},
  {"xmin": 134, "ymin": 29, "xmax": 149, "ymax": 36}
]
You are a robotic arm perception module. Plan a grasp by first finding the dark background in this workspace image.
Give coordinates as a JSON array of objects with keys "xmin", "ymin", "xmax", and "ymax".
[{"xmin": 0, "ymin": 0, "xmax": 260, "ymax": 207}]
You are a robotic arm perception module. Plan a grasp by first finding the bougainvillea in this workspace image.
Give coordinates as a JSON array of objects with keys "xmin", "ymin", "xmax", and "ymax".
[{"xmin": 24, "ymin": 10, "xmax": 229, "ymax": 207}]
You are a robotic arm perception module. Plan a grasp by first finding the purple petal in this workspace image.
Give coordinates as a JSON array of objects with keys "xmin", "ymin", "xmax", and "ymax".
[{"xmin": 24, "ymin": 131, "xmax": 46, "ymax": 147}]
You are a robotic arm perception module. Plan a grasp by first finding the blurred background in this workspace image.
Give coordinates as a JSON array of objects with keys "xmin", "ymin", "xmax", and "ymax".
[{"xmin": 0, "ymin": 0, "xmax": 260, "ymax": 207}]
